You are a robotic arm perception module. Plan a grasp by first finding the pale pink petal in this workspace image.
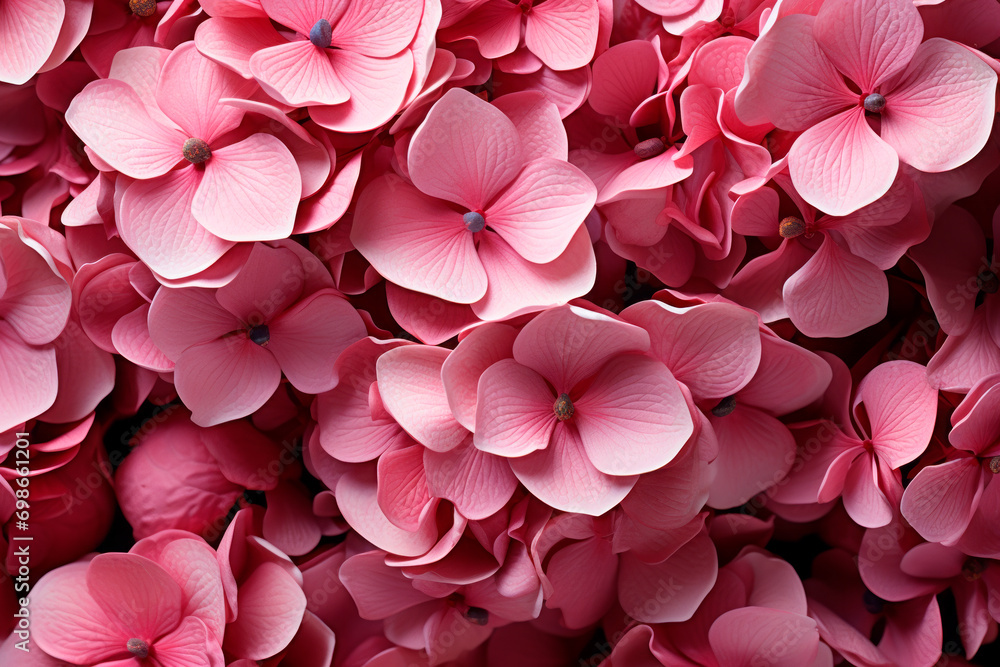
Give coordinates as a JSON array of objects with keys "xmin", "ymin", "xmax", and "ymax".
[
  {"xmin": 509, "ymin": 423, "xmax": 637, "ymax": 515},
  {"xmin": 376, "ymin": 345, "xmax": 468, "ymax": 453},
  {"xmin": 738, "ymin": 334, "xmax": 832, "ymax": 415},
  {"xmin": 471, "ymin": 225, "xmax": 597, "ymax": 321},
  {"xmin": 223, "ymin": 562, "xmax": 306, "ymax": 660},
  {"xmin": 473, "ymin": 358, "xmax": 556, "ymax": 457},
  {"xmin": 156, "ymin": 42, "xmax": 254, "ymax": 142},
  {"xmin": 329, "ymin": 0, "xmax": 423, "ymax": 57},
  {"xmin": 783, "ymin": 234, "xmax": 889, "ymax": 338},
  {"xmin": 575, "ymin": 354, "xmax": 694, "ymax": 476},
  {"xmin": 0, "ymin": 0, "xmax": 65, "ymax": 85},
  {"xmin": 880, "ymin": 38, "xmax": 997, "ymax": 173},
  {"xmin": 376, "ymin": 445, "xmax": 432, "ymax": 531},
  {"xmin": 622, "ymin": 301, "xmax": 761, "ymax": 402},
  {"xmin": 618, "ymin": 530, "xmax": 717, "ymax": 623},
  {"xmin": 710, "ymin": 608, "xmax": 821, "ymax": 666},
  {"xmin": 441, "ymin": 323, "xmax": 517, "ymax": 431},
  {"xmin": 483, "ymin": 158, "xmax": 595, "ymax": 264},
  {"xmin": 440, "ymin": 1, "xmax": 522, "ymax": 60},
  {"xmin": 307, "ymin": 49, "xmax": 413, "ymax": 133},
  {"xmin": 814, "ymin": 0, "xmax": 922, "ymax": 91},
  {"xmin": 87, "ymin": 553, "xmax": 182, "ymax": 639},
  {"xmin": 119, "ymin": 168, "xmax": 235, "ymax": 280},
  {"xmin": 352, "ymin": 177, "xmax": 487, "ymax": 303},
  {"xmin": 66, "ymin": 80, "xmax": 185, "ymax": 179},
  {"xmin": 194, "ymin": 18, "xmax": 284, "ymax": 79},
  {"xmin": 213, "ymin": 242, "xmax": 304, "ymax": 322},
  {"xmin": 258, "ymin": 0, "xmax": 350, "ymax": 37},
  {"xmin": 32, "ymin": 563, "xmax": 120, "ymax": 663},
  {"xmin": 147, "ymin": 287, "xmax": 241, "ymax": 361},
  {"xmin": 512, "ymin": 304, "xmax": 649, "ymax": 391},
  {"xmin": 491, "ymin": 91, "xmax": 568, "ymax": 162},
  {"xmin": 660, "ymin": 0, "xmax": 724, "ymax": 35},
  {"xmin": 900, "ymin": 457, "xmax": 981, "ymax": 545},
  {"xmin": 734, "ymin": 14, "xmax": 856, "ymax": 130},
  {"xmin": 407, "ymin": 88, "xmax": 523, "ymax": 210},
  {"xmin": 151, "ymin": 617, "xmax": 222, "ymax": 667},
  {"xmin": 267, "ymin": 289, "xmax": 365, "ymax": 393},
  {"xmin": 927, "ymin": 308, "xmax": 1000, "ymax": 393},
  {"xmin": 525, "ymin": 0, "xmax": 599, "ymax": 71},
  {"xmin": 788, "ymin": 108, "xmax": 899, "ymax": 216},
  {"xmin": 249, "ymin": 41, "xmax": 351, "ymax": 107},
  {"xmin": 708, "ymin": 406, "xmax": 797, "ymax": 509},
  {"xmin": 0, "ymin": 322, "xmax": 57, "ymax": 432},
  {"xmin": 174, "ymin": 337, "xmax": 282, "ymax": 427},
  {"xmin": 424, "ymin": 440, "xmax": 518, "ymax": 520},
  {"xmin": 192, "ymin": 134, "xmax": 300, "ymax": 242},
  {"xmin": 856, "ymin": 360, "xmax": 937, "ymax": 468}
]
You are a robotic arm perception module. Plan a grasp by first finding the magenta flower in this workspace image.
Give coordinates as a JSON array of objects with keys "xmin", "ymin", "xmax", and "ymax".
[
  {"xmin": 148, "ymin": 242, "xmax": 366, "ymax": 426},
  {"xmin": 735, "ymin": 0, "xmax": 997, "ymax": 215},
  {"xmin": 352, "ymin": 89, "xmax": 597, "ymax": 323},
  {"xmin": 66, "ymin": 44, "xmax": 303, "ymax": 279}
]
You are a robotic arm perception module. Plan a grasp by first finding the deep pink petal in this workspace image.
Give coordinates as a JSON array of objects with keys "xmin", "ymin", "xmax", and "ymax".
[
  {"xmin": 263, "ymin": 481, "xmax": 323, "ymax": 556},
  {"xmin": 194, "ymin": 17, "xmax": 284, "ymax": 79},
  {"xmin": 708, "ymin": 406, "xmax": 797, "ymax": 509},
  {"xmin": 900, "ymin": 458, "xmax": 981, "ymax": 545},
  {"xmin": 147, "ymin": 287, "xmax": 241, "ymax": 361},
  {"xmin": 339, "ymin": 550, "xmax": 434, "ymax": 620},
  {"xmin": 87, "ymin": 553, "xmax": 183, "ymax": 640},
  {"xmin": 927, "ymin": 308, "xmax": 1000, "ymax": 393},
  {"xmin": 788, "ymin": 108, "xmax": 899, "ymax": 216},
  {"xmin": 725, "ymin": 240, "xmax": 813, "ymax": 324},
  {"xmin": 222, "ymin": 562, "xmax": 306, "ymax": 660},
  {"xmin": 738, "ymin": 334, "xmax": 833, "ymax": 415},
  {"xmin": 32, "ymin": 563, "xmax": 120, "ymax": 664},
  {"xmin": 424, "ymin": 439, "xmax": 518, "ymax": 520},
  {"xmin": 258, "ymin": 0, "xmax": 349, "ymax": 37},
  {"xmin": 151, "ymin": 617, "xmax": 222, "ymax": 667},
  {"xmin": 439, "ymin": 1, "xmax": 522, "ymax": 61},
  {"xmin": 842, "ymin": 454, "xmax": 894, "ymax": 528},
  {"xmin": 589, "ymin": 41, "xmax": 660, "ymax": 122},
  {"xmin": 213, "ymin": 242, "xmax": 305, "ymax": 322},
  {"xmin": 525, "ymin": 0, "xmax": 599, "ymax": 71},
  {"xmin": 441, "ymin": 323, "xmax": 517, "ymax": 431},
  {"xmin": 710, "ymin": 608, "xmax": 820, "ymax": 667},
  {"xmin": 857, "ymin": 360, "xmax": 938, "ymax": 468},
  {"xmin": 881, "ymin": 38, "xmax": 997, "ymax": 172},
  {"xmin": 376, "ymin": 444, "xmax": 434, "ymax": 532}
]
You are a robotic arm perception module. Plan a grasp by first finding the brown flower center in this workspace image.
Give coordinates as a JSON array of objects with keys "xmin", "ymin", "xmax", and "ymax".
[
  {"xmin": 778, "ymin": 216, "xmax": 806, "ymax": 239},
  {"xmin": 182, "ymin": 138, "xmax": 211, "ymax": 164},
  {"xmin": 553, "ymin": 393, "xmax": 574, "ymax": 421},
  {"xmin": 127, "ymin": 638, "xmax": 150, "ymax": 658},
  {"xmin": 129, "ymin": 0, "xmax": 156, "ymax": 18},
  {"xmin": 633, "ymin": 137, "xmax": 667, "ymax": 160}
]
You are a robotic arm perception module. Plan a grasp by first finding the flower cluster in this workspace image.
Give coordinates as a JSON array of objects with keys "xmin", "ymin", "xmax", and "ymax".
[{"xmin": 4, "ymin": 0, "xmax": 1000, "ymax": 665}]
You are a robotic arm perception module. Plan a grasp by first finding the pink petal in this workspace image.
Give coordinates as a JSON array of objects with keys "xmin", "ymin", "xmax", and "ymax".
[
  {"xmin": 513, "ymin": 305, "xmax": 650, "ymax": 392},
  {"xmin": 119, "ymin": 168, "xmax": 235, "ymax": 280},
  {"xmin": 0, "ymin": 0, "xmax": 65, "ymax": 85},
  {"xmin": 708, "ymin": 406, "xmax": 797, "ymax": 509},
  {"xmin": 156, "ymin": 42, "xmax": 254, "ymax": 142},
  {"xmin": 424, "ymin": 439, "xmax": 518, "ymax": 520},
  {"xmin": 263, "ymin": 481, "xmax": 323, "ymax": 556},
  {"xmin": 149, "ymin": 538, "xmax": 227, "ymax": 643},
  {"xmin": 622, "ymin": 301, "xmax": 761, "ymax": 402},
  {"xmin": 351, "ymin": 177, "xmax": 488, "ymax": 303},
  {"xmin": 491, "ymin": 91, "xmax": 568, "ymax": 162},
  {"xmin": 249, "ymin": 41, "xmax": 351, "ymax": 107},
  {"xmin": 783, "ymin": 234, "xmax": 889, "ymax": 338},
  {"xmin": 87, "ymin": 553, "xmax": 182, "ymax": 639},
  {"xmin": 223, "ymin": 562, "xmax": 306, "ymax": 660},
  {"xmin": 258, "ymin": 0, "xmax": 349, "ymax": 36},
  {"xmin": 328, "ymin": 0, "xmax": 423, "ymax": 57},
  {"xmin": 483, "ymin": 158, "xmax": 596, "ymax": 264},
  {"xmin": 470, "ymin": 225, "xmax": 597, "ymax": 321},
  {"xmin": 339, "ymin": 550, "xmax": 434, "ymax": 620},
  {"xmin": 214, "ymin": 242, "xmax": 305, "ymax": 323},
  {"xmin": 307, "ymin": 49, "xmax": 413, "ymax": 133},
  {"xmin": 575, "ymin": 354, "xmax": 694, "ymax": 476},
  {"xmin": 441, "ymin": 322, "xmax": 517, "ymax": 431},
  {"xmin": 881, "ymin": 38, "xmax": 997, "ymax": 173},
  {"xmin": 174, "ymin": 337, "xmax": 282, "ymax": 427},
  {"xmin": 856, "ymin": 360, "xmax": 938, "ymax": 468},
  {"xmin": 618, "ymin": 529, "xmax": 718, "ymax": 623},
  {"xmin": 544, "ymin": 537, "xmax": 618, "ymax": 629},
  {"xmin": 525, "ymin": 0, "xmax": 599, "ymax": 71},
  {"xmin": 473, "ymin": 358, "xmax": 556, "ymax": 458},
  {"xmin": 509, "ymin": 423, "xmax": 638, "ymax": 515},
  {"xmin": 589, "ymin": 40, "xmax": 660, "ymax": 122},
  {"xmin": 112, "ymin": 305, "xmax": 174, "ymax": 372},
  {"xmin": 375, "ymin": 345, "xmax": 469, "ymax": 453},
  {"xmin": 407, "ymin": 88, "xmax": 523, "ymax": 211},
  {"xmin": 0, "ymin": 228, "xmax": 69, "ymax": 344},
  {"xmin": 194, "ymin": 18, "xmax": 284, "ymax": 79},
  {"xmin": 900, "ymin": 457, "xmax": 981, "ymax": 545},
  {"xmin": 842, "ymin": 454, "xmax": 894, "ymax": 528},
  {"xmin": 192, "ymin": 134, "xmax": 300, "ymax": 242},
  {"xmin": 738, "ymin": 334, "xmax": 833, "ymax": 415},
  {"xmin": 788, "ymin": 108, "xmax": 899, "ymax": 216},
  {"xmin": 66, "ymin": 80, "xmax": 186, "ymax": 179},
  {"xmin": 376, "ymin": 445, "xmax": 433, "ymax": 531},
  {"xmin": 267, "ymin": 289, "xmax": 364, "ymax": 393},
  {"xmin": 440, "ymin": 1, "xmax": 522, "ymax": 61},
  {"xmin": 147, "ymin": 287, "xmax": 241, "ymax": 361},
  {"xmin": 927, "ymin": 308, "xmax": 1000, "ymax": 393},
  {"xmin": 725, "ymin": 239, "xmax": 813, "ymax": 324},
  {"xmin": 734, "ymin": 14, "xmax": 856, "ymax": 130},
  {"xmin": 32, "ymin": 563, "xmax": 120, "ymax": 664},
  {"xmin": 710, "ymin": 608, "xmax": 820, "ymax": 666},
  {"xmin": 813, "ymin": 0, "xmax": 922, "ymax": 91},
  {"xmin": 0, "ymin": 322, "xmax": 57, "ymax": 432},
  {"xmin": 151, "ymin": 617, "xmax": 222, "ymax": 667}
]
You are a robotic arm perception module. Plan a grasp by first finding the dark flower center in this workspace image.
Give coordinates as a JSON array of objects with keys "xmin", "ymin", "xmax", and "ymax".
[
  {"xmin": 863, "ymin": 93, "xmax": 886, "ymax": 113},
  {"xmin": 464, "ymin": 606, "xmax": 489, "ymax": 625},
  {"xmin": 963, "ymin": 557, "xmax": 986, "ymax": 581},
  {"xmin": 989, "ymin": 455, "xmax": 1000, "ymax": 474},
  {"xmin": 182, "ymin": 138, "xmax": 211, "ymax": 164},
  {"xmin": 633, "ymin": 137, "xmax": 667, "ymax": 160},
  {"xmin": 978, "ymin": 270, "xmax": 999, "ymax": 294},
  {"xmin": 862, "ymin": 590, "xmax": 885, "ymax": 615},
  {"xmin": 463, "ymin": 211, "xmax": 486, "ymax": 233},
  {"xmin": 711, "ymin": 395, "xmax": 737, "ymax": 417},
  {"xmin": 310, "ymin": 19, "xmax": 333, "ymax": 48},
  {"xmin": 127, "ymin": 638, "xmax": 150, "ymax": 658},
  {"xmin": 248, "ymin": 324, "xmax": 270, "ymax": 346},
  {"xmin": 553, "ymin": 393, "xmax": 574, "ymax": 421},
  {"xmin": 778, "ymin": 216, "xmax": 806, "ymax": 239},
  {"xmin": 129, "ymin": 0, "xmax": 156, "ymax": 17}
]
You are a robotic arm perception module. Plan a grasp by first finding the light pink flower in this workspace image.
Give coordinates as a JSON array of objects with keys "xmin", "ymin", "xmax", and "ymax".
[
  {"xmin": 735, "ymin": 0, "xmax": 997, "ymax": 215},
  {"xmin": 66, "ymin": 44, "xmax": 303, "ymax": 280},
  {"xmin": 472, "ymin": 305, "xmax": 694, "ymax": 515},
  {"xmin": 353, "ymin": 89, "xmax": 597, "ymax": 326},
  {"xmin": 148, "ymin": 241, "xmax": 366, "ymax": 426},
  {"xmin": 81, "ymin": 0, "xmax": 200, "ymax": 77},
  {"xmin": 0, "ymin": 0, "xmax": 93, "ymax": 85}
]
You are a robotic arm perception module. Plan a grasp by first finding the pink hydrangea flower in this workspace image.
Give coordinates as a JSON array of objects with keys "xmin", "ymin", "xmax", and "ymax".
[
  {"xmin": 0, "ymin": 0, "xmax": 92, "ymax": 85},
  {"xmin": 148, "ymin": 241, "xmax": 366, "ymax": 426},
  {"xmin": 735, "ymin": 0, "xmax": 997, "ymax": 215}
]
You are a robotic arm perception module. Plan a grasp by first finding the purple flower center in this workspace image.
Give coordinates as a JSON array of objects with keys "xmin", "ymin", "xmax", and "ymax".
[
  {"xmin": 633, "ymin": 137, "xmax": 667, "ymax": 160},
  {"xmin": 310, "ymin": 19, "xmax": 333, "ymax": 48},
  {"xmin": 127, "ymin": 638, "xmax": 150, "ymax": 658},
  {"xmin": 182, "ymin": 138, "xmax": 211, "ymax": 164},
  {"xmin": 464, "ymin": 606, "xmax": 489, "ymax": 625},
  {"xmin": 778, "ymin": 216, "xmax": 806, "ymax": 239},
  {"xmin": 553, "ymin": 393, "xmax": 574, "ymax": 421},
  {"xmin": 463, "ymin": 211, "xmax": 486, "ymax": 233},
  {"xmin": 129, "ymin": 0, "xmax": 156, "ymax": 17},
  {"xmin": 248, "ymin": 324, "xmax": 270, "ymax": 346},
  {"xmin": 710, "ymin": 395, "xmax": 737, "ymax": 417},
  {"xmin": 863, "ymin": 93, "xmax": 886, "ymax": 113},
  {"xmin": 978, "ymin": 270, "xmax": 999, "ymax": 294}
]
